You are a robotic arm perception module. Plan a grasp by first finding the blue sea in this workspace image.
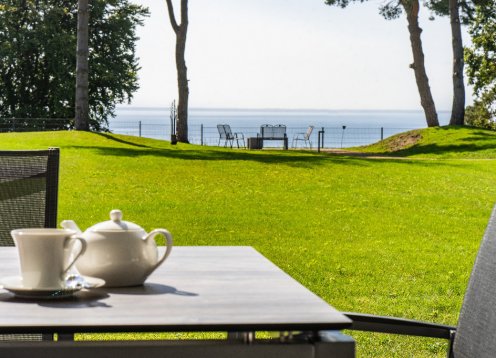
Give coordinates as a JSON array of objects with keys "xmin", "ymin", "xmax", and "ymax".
[{"xmin": 110, "ymin": 107, "xmax": 451, "ymax": 148}]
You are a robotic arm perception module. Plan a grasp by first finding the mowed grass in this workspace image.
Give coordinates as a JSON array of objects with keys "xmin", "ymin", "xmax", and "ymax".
[
  {"xmin": 2, "ymin": 128, "xmax": 496, "ymax": 357},
  {"xmin": 355, "ymin": 125, "xmax": 496, "ymax": 158}
]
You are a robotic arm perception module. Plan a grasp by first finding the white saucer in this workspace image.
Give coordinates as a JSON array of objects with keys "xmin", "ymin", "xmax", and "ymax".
[{"xmin": 0, "ymin": 275, "xmax": 105, "ymax": 299}]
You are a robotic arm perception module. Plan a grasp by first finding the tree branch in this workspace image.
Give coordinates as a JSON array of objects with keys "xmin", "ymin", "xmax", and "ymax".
[
  {"xmin": 165, "ymin": 0, "xmax": 180, "ymax": 33},
  {"xmin": 180, "ymin": 0, "xmax": 188, "ymax": 29}
]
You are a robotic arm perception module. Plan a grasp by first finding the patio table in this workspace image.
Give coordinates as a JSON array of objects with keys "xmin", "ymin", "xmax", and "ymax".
[{"xmin": 0, "ymin": 246, "xmax": 354, "ymax": 357}]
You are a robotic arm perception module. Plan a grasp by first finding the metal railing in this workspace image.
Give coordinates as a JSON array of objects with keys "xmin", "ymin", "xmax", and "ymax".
[
  {"xmin": 0, "ymin": 118, "xmax": 416, "ymax": 149},
  {"xmin": 0, "ymin": 118, "xmax": 72, "ymax": 132},
  {"xmin": 109, "ymin": 121, "xmax": 416, "ymax": 149}
]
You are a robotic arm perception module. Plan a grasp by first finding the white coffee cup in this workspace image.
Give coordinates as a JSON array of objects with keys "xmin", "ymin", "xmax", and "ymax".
[{"xmin": 11, "ymin": 228, "xmax": 87, "ymax": 289}]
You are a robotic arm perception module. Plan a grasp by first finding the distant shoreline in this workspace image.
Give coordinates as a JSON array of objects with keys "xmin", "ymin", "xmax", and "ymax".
[{"xmin": 115, "ymin": 106, "xmax": 451, "ymax": 113}]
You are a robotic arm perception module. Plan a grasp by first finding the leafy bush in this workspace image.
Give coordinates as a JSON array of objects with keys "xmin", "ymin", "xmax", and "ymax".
[{"xmin": 465, "ymin": 101, "xmax": 496, "ymax": 130}]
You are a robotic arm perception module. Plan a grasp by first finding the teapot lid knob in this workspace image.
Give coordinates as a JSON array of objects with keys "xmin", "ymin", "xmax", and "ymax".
[{"xmin": 110, "ymin": 209, "xmax": 123, "ymax": 222}]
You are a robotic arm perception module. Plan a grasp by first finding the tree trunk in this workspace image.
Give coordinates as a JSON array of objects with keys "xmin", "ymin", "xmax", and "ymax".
[
  {"xmin": 166, "ymin": 0, "xmax": 189, "ymax": 143},
  {"xmin": 403, "ymin": 0, "xmax": 439, "ymax": 127},
  {"xmin": 449, "ymin": 0, "xmax": 465, "ymax": 125},
  {"xmin": 75, "ymin": 0, "xmax": 90, "ymax": 131},
  {"xmin": 175, "ymin": 11, "xmax": 189, "ymax": 143}
]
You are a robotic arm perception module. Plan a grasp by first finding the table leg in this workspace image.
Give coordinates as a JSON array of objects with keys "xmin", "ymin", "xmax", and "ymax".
[
  {"xmin": 57, "ymin": 333, "xmax": 74, "ymax": 341},
  {"xmin": 315, "ymin": 331, "xmax": 355, "ymax": 358},
  {"xmin": 227, "ymin": 331, "xmax": 254, "ymax": 343}
]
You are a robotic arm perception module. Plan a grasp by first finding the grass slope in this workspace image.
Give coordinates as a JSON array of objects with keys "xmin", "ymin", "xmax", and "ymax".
[
  {"xmin": 1, "ymin": 129, "xmax": 496, "ymax": 357},
  {"xmin": 353, "ymin": 126, "xmax": 496, "ymax": 158}
]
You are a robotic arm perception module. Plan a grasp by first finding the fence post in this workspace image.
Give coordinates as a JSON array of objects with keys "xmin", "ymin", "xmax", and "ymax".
[
  {"xmin": 138, "ymin": 121, "xmax": 142, "ymax": 137},
  {"xmin": 340, "ymin": 126, "xmax": 346, "ymax": 148},
  {"xmin": 321, "ymin": 127, "xmax": 325, "ymax": 149},
  {"xmin": 317, "ymin": 128, "xmax": 325, "ymax": 153},
  {"xmin": 201, "ymin": 124, "xmax": 204, "ymax": 146},
  {"xmin": 318, "ymin": 131, "xmax": 320, "ymax": 153},
  {"xmin": 381, "ymin": 127, "xmax": 384, "ymax": 141}
]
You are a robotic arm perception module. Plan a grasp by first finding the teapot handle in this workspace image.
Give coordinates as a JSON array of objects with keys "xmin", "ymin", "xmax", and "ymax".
[{"xmin": 144, "ymin": 229, "xmax": 173, "ymax": 273}]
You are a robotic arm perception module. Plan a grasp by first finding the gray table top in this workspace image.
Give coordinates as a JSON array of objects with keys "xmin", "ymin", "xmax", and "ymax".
[{"xmin": 0, "ymin": 246, "xmax": 351, "ymax": 334}]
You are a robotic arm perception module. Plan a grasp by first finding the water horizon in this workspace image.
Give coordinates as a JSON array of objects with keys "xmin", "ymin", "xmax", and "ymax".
[{"xmin": 110, "ymin": 106, "xmax": 451, "ymax": 147}]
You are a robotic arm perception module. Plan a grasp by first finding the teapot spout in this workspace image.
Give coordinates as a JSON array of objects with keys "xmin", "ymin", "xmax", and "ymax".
[{"xmin": 61, "ymin": 220, "xmax": 83, "ymax": 234}]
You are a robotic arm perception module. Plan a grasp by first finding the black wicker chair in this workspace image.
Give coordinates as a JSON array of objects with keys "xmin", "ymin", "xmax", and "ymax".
[
  {"xmin": 0, "ymin": 148, "xmax": 59, "ymax": 341},
  {"xmin": 0, "ymin": 148, "xmax": 59, "ymax": 246},
  {"xmin": 343, "ymin": 204, "xmax": 496, "ymax": 357}
]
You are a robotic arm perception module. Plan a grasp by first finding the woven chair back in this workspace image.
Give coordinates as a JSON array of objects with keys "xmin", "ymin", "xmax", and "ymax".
[
  {"xmin": 0, "ymin": 148, "xmax": 59, "ymax": 246},
  {"xmin": 453, "ymin": 204, "xmax": 496, "ymax": 357}
]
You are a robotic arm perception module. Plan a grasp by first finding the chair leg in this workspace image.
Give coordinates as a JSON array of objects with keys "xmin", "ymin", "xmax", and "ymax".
[
  {"xmin": 447, "ymin": 330, "xmax": 456, "ymax": 358},
  {"xmin": 57, "ymin": 333, "xmax": 75, "ymax": 341},
  {"xmin": 42, "ymin": 333, "xmax": 55, "ymax": 341}
]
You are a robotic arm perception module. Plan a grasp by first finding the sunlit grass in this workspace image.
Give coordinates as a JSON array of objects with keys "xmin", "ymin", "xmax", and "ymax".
[
  {"xmin": 2, "ymin": 128, "xmax": 495, "ymax": 357},
  {"xmin": 355, "ymin": 125, "xmax": 496, "ymax": 158}
]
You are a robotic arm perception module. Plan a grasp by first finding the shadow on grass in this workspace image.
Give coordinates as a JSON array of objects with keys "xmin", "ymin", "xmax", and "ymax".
[
  {"xmin": 383, "ymin": 126, "xmax": 496, "ymax": 157},
  {"xmin": 94, "ymin": 132, "xmax": 153, "ymax": 148},
  {"xmin": 67, "ymin": 144, "xmax": 477, "ymax": 171},
  {"xmin": 388, "ymin": 143, "xmax": 496, "ymax": 157},
  {"xmin": 68, "ymin": 145, "xmax": 347, "ymax": 168},
  {"xmin": 65, "ymin": 130, "xmax": 494, "ymax": 168}
]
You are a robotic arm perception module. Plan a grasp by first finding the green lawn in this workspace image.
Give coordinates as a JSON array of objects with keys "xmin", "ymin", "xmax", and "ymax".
[{"xmin": 2, "ymin": 128, "xmax": 496, "ymax": 357}]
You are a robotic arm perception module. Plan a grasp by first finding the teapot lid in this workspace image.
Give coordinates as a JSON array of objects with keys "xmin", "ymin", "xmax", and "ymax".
[{"xmin": 88, "ymin": 210, "xmax": 144, "ymax": 232}]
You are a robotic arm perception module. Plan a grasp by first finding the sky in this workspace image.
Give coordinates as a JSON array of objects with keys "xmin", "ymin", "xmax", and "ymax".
[{"xmin": 127, "ymin": 0, "xmax": 473, "ymax": 111}]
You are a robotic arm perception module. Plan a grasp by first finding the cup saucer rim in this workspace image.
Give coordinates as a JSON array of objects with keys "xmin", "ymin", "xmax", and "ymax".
[{"xmin": 0, "ymin": 275, "xmax": 103, "ymax": 292}]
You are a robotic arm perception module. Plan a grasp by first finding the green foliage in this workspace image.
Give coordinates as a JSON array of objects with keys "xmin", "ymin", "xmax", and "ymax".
[
  {"xmin": 465, "ymin": 3, "xmax": 496, "ymax": 95},
  {"xmin": 425, "ymin": 0, "xmax": 491, "ymax": 23},
  {"xmin": 0, "ymin": 0, "xmax": 148, "ymax": 130},
  {"xmin": 465, "ymin": 101, "xmax": 496, "ymax": 129},
  {"xmin": 324, "ymin": 0, "xmax": 402, "ymax": 19},
  {"xmin": 1, "ymin": 129, "xmax": 496, "ymax": 356},
  {"xmin": 465, "ymin": 1, "xmax": 496, "ymax": 126}
]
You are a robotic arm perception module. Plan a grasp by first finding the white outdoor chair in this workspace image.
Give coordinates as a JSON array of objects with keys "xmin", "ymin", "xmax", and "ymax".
[
  {"xmin": 216, "ymin": 124, "xmax": 245, "ymax": 148},
  {"xmin": 292, "ymin": 126, "xmax": 314, "ymax": 149}
]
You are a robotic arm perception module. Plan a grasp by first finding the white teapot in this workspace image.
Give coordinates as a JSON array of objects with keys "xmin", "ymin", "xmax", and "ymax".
[{"xmin": 61, "ymin": 209, "xmax": 173, "ymax": 287}]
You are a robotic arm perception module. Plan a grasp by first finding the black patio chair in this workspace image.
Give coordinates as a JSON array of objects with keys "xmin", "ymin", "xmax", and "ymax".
[
  {"xmin": 343, "ymin": 204, "xmax": 496, "ymax": 357},
  {"xmin": 0, "ymin": 147, "xmax": 59, "ymax": 341}
]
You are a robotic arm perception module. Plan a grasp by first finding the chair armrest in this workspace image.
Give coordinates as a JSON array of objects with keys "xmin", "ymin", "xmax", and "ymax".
[
  {"xmin": 344, "ymin": 312, "xmax": 456, "ymax": 339},
  {"xmin": 234, "ymin": 132, "xmax": 244, "ymax": 139}
]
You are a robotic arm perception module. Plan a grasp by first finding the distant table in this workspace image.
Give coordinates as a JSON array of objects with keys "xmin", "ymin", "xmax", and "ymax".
[
  {"xmin": 247, "ymin": 137, "xmax": 263, "ymax": 149},
  {"xmin": 0, "ymin": 246, "xmax": 354, "ymax": 357}
]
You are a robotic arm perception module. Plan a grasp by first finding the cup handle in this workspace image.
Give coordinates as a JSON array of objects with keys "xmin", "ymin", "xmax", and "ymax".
[
  {"xmin": 63, "ymin": 235, "xmax": 87, "ymax": 275},
  {"xmin": 145, "ymin": 229, "xmax": 173, "ymax": 273}
]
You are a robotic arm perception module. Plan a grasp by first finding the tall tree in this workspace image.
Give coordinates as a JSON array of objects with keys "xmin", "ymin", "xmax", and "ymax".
[
  {"xmin": 0, "ymin": 0, "xmax": 148, "ymax": 130},
  {"xmin": 325, "ymin": 0, "xmax": 440, "ymax": 127},
  {"xmin": 448, "ymin": 0, "xmax": 465, "ymax": 125},
  {"xmin": 427, "ymin": 0, "xmax": 486, "ymax": 126},
  {"xmin": 75, "ymin": 0, "xmax": 89, "ymax": 130},
  {"xmin": 165, "ymin": 0, "xmax": 189, "ymax": 143}
]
